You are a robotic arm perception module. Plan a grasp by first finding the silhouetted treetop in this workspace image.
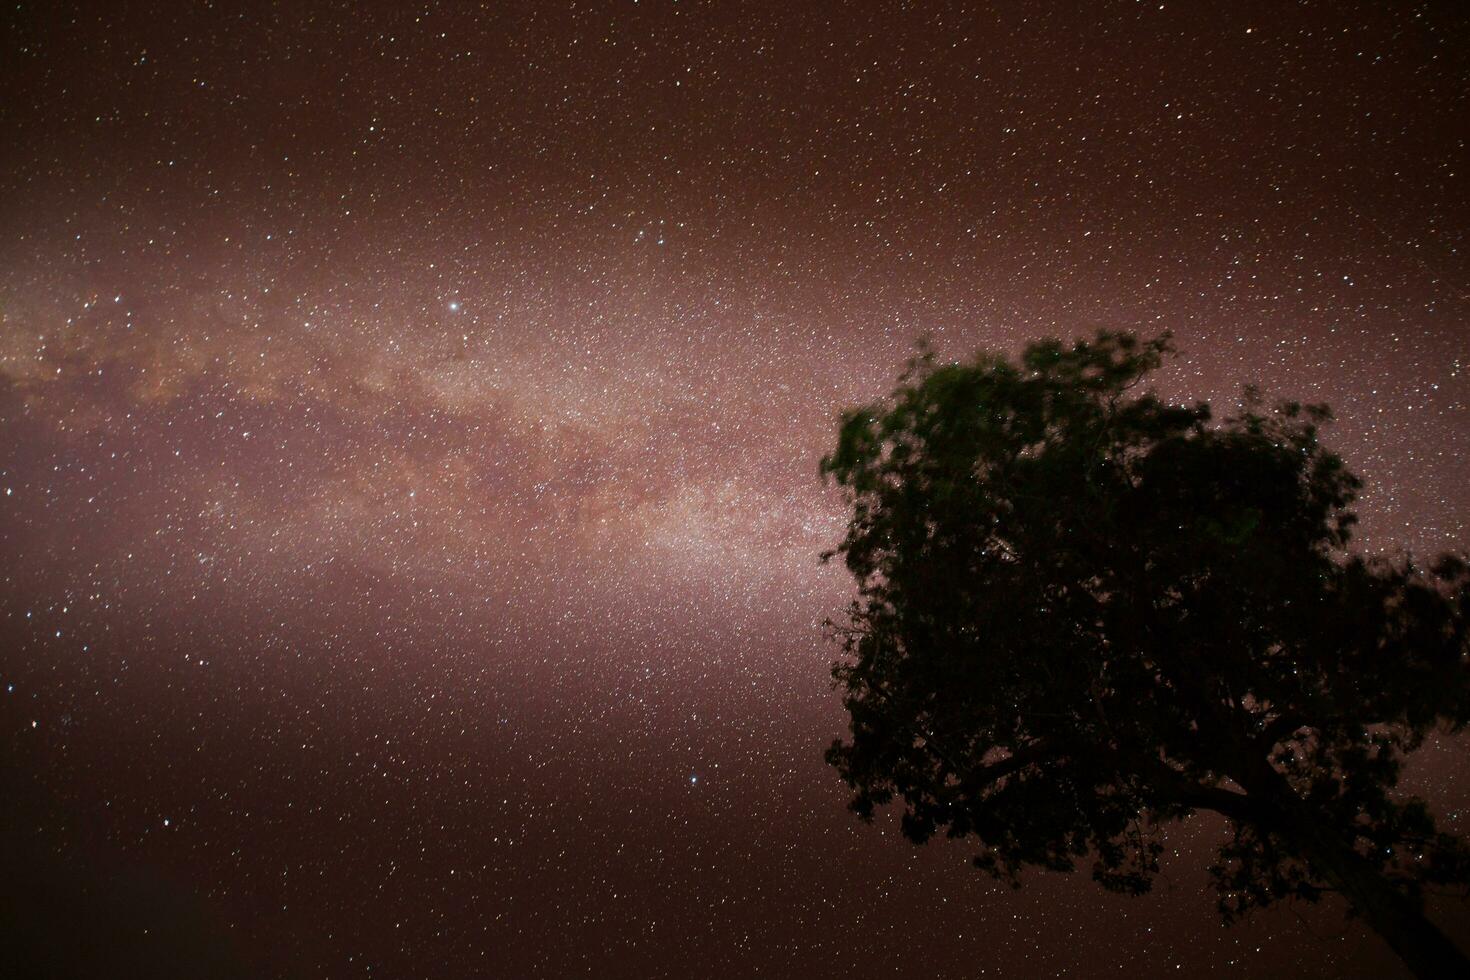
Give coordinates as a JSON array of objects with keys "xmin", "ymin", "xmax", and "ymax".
[{"xmin": 822, "ymin": 331, "xmax": 1470, "ymax": 978}]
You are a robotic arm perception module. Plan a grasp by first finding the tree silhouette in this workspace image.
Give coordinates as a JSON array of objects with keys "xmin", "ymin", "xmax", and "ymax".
[{"xmin": 821, "ymin": 331, "xmax": 1470, "ymax": 978}]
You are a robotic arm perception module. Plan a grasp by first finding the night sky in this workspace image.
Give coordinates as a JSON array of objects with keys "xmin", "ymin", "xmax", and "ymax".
[{"xmin": 2, "ymin": 2, "xmax": 1467, "ymax": 977}]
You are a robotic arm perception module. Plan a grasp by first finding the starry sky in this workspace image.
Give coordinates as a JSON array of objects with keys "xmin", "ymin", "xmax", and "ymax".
[{"xmin": 1, "ymin": 2, "xmax": 1467, "ymax": 977}]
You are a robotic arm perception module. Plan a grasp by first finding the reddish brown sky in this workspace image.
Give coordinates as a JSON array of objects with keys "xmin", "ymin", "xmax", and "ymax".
[{"xmin": 2, "ymin": 2, "xmax": 1467, "ymax": 977}]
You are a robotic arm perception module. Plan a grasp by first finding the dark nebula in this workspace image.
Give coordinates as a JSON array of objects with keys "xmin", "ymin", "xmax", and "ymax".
[{"xmin": 1, "ymin": 2, "xmax": 1466, "ymax": 977}]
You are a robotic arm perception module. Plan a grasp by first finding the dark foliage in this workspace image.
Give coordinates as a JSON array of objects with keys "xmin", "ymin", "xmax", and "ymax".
[{"xmin": 822, "ymin": 331, "xmax": 1470, "ymax": 977}]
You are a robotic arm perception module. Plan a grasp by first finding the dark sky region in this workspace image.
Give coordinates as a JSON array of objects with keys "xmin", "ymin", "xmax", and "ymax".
[{"xmin": 1, "ymin": 1, "xmax": 1467, "ymax": 977}]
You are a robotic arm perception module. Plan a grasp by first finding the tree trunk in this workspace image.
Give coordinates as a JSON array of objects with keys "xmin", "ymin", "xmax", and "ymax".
[
  {"xmin": 1355, "ymin": 891, "xmax": 1470, "ymax": 980},
  {"xmin": 1217, "ymin": 755, "xmax": 1470, "ymax": 980},
  {"xmin": 1291, "ymin": 822, "xmax": 1469, "ymax": 980}
]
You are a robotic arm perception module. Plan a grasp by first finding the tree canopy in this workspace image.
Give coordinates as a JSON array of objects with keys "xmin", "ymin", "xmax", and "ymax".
[{"xmin": 821, "ymin": 331, "xmax": 1470, "ymax": 978}]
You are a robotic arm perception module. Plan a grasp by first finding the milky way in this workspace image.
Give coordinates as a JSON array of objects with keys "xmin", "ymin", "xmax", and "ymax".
[{"xmin": 2, "ymin": 3, "xmax": 1467, "ymax": 977}]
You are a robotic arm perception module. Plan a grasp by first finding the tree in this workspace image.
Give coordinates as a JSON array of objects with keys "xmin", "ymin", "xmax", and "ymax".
[{"xmin": 821, "ymin": 331, "xmax": 1470, "ymax": 978}]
